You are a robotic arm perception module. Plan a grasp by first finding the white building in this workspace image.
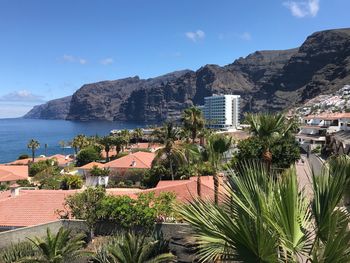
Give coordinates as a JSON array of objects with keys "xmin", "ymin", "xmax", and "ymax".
[
  {"xmin": 202, "ymin": 94, "xmax": 240, "ymax": 130},
  {"xmin": 296, "ymin": 113, "xmax": 350, "ymax": 149}
]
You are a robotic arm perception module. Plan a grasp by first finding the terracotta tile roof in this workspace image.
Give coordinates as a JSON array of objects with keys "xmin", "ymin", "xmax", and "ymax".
[
  {"xmin": 7, "ymin": 154, "xmax": 73, "ymax": 166},
  {"xmin": 146, "ymin": 176, "xmax": 216, "ymax": 202},
  {"xmin": 105, "ymin": 152, "xmax": 155, "ymax": 169},
  {"xmin": 0, "ymin": 190, "xmax": 76, "ymax": 227},
  {"xmin": 79, "ymin": 162, "xmax": 105, "ymax": 170},
  {"xmin": 304, "ymin": 113, "xmax": 350, "ymax": 120},
  {"xmin": 0, "ymin": 165, "xmax": 28, "ymax": 182},
  {"xmin": 0, "ymin": 176, "xmax": 219, "ymax": 227}
]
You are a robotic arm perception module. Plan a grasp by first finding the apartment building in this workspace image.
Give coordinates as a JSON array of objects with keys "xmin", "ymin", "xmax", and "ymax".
[
  {"xmin": 296, "ymin": 113, "xmax": 350, "ymax": 148},
  {"xmin": 202, "ymin": 94, "xmax": 240, "ymax": 130}
]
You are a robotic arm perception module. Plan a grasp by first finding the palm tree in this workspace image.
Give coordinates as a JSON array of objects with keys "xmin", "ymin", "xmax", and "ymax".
[
  {"xmin": 27, "ymin": 139, "xmax": 40, "ymax": 162},
  {"xmin": 181, "ymin": 143, "xmax": 203, "ymax": 196},
  {"xmin": 59, "ymin": 140, "xmax": 66, "ymax": 154},
  {"xmin": 112, "ymin": 135, "xmax": 128, "ymax": 156},
  {"xmin": 179, "ymin": 156, "xmax": 350, "ymax": 262},
  {"xmin": 182, "ymin": 106, "xmax": 205, "ymax": 144},
  {"xmin": 245, "ymin": 113, "xmax": 295, "ymax": 168},
  {"xmin": 119, "ymin": 129, "xmax": 131, "ymax": 150},
  {"xmin": 153, "ymin": 122, "xmax": 185, "ymax": 180},
  {"xmin": 99, "ymin": 136, "xmax": 114, "ymax": 162},
  {"xmin": 91, "ymin": 231, "xmax": 175, "ymax": 263},
  {"xmin": 132, "ymin": 128, "xmax": 143, "ymax": 145},
  {"xmin": 204, "ymin": 134, "xmax": 231, "ymax": 204},
  {"xmin": 72, "ymin": 134, "xmax": 89, "ymax": 154},
  {"xmin": 25, "ymin": 227, "xmax": 86, "ymax": 263}
]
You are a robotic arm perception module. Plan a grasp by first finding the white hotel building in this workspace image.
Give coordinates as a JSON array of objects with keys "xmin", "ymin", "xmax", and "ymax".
[{"xmin": 201, "ymin": 94, "xmax": 240, "ymax": 130}]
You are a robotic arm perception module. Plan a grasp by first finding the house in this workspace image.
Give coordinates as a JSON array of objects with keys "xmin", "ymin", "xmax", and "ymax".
[
  {"xmin": 0, "ymin": 165, "xmax": 28, "ymax": 185},
  {"xmin": 7, "ymin": 154, "xmax": 74, "ymax": 167},
  {"xmin": 296, "ymin": 113, "xmax": 350, "ymax": 150},
  {"xmin": 324, "ymin": 131, "xmax": 350, "ymax": 156},
  {"xmin": 0, "ymin": 176, "xmax": 216, "ymax": 229},
  {"xmin": 104, "ymin": 152, "xmax": 155, "ymax": 174},
  {"xmin": 77, "ymin": 162, "xmax": 108, "ymax": 187}
]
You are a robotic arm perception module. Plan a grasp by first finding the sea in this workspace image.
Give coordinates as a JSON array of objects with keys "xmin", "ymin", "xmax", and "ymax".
[{"xmin": 0, "ymin": 118, "xmax": 147, "ymax": 164}]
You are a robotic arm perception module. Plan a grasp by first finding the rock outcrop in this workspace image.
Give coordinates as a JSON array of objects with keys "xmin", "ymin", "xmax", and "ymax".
[
  {"xmin": 24, "ymin": 28, "xmax": 350, "ymax": 122},
  {"xmin": 23, "ymin": 96, "xmax": 72, "ymax": 120}
]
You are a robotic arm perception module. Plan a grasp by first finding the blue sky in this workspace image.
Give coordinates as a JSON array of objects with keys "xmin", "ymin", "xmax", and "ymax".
[{"xmin": 0, "ymin": 0, "xmax": 349, "ymax": 118}]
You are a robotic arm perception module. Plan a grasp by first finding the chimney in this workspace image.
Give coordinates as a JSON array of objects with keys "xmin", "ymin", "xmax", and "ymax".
[
  {"xmin": 10, "ymin": 183, "xmax": 20, "ymax": 197},
  {"xmin": 131, "ymin": 160, "xmax": 136, "ymax": 167}
]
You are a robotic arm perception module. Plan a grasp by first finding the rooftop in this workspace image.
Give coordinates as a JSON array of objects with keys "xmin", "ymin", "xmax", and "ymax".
[
  {"xmin": 7, "ymin": 154, "xmax": 73, "ymax": 166},
  {"xmin": 0, "ymin": 165, "xmax": 28, "ymax": 183},
  {"xmin": 105, "ymin": 152, "xmax": 155, "ymax": 169},
  {"xmin": 304, "ymin": 113, "xmax": 350, "ymax": 120},
  {"xmin": 0, "ymin": 176, "xmax": 216, "ymax": 227}
]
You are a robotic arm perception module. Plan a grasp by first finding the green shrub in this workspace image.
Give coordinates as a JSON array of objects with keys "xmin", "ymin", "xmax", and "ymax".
[
  {"xmin": 0, "ymin": 241, "xmax": 36, "ymax": 263},
  {"xmin": 198, "ymin": 162, "xmax": 216, "ymax": 176},
  {"xmin": 17, "ymin": 154, "xmax": 29, "ymax": 160},
  {"xmin": 0, "ymin": 184, "xmax": 8, "ymax": 191},
  {"xmin": 61, "ymin": 175, "xmax": 83, "ymax": 189},
  {"xmin": 97, "ymin": 192, "xmax": 177, "ymax": 230},
  {"xmin": 16, "ymin": 179, "xmax": 34, "ymax": 187},
  {"xmin": 29, "ymin": 159, "xmax": 59, "ymax": 177},
  {"xmin": 76, "ymin": 146, "xmax": 101, "ymax": 166},
  {"xmin": 234, "ymin": 136, "xmax": 300, "ymax": 169},
  {"xmin": 142, "ymin": 165, "xmax": 169, "ymax": 188}
]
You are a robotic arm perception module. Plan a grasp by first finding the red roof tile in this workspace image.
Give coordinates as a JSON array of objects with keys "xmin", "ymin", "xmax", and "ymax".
[
  {"xmin": 78, "ymin": 162, "xmax": 105, "ymax": 170},
  {"xmin": 0, "ymin": 176, "xmax": 219, "ymax": 227},
  {"xmin": 7, "ymin": 154, "xmax": 73, "ymax": 166},
  {"xmin": 105, "ymin": 152, "xmax": 155, "ymax": 169},
  {"xmin": 0, "ymin": 165, "xmax": 28, "ymax": 182}
]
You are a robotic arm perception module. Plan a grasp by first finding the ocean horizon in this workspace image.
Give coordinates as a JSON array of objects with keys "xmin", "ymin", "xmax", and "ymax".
[{"xmin": 0, "ymin": 118, "xmax": 149, "ymax": 164}]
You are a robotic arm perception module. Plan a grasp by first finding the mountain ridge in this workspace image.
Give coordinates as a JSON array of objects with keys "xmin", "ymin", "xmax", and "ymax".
[{"xmin": 24, "ymin": 28, "xmax": 350, "ymax": 121}]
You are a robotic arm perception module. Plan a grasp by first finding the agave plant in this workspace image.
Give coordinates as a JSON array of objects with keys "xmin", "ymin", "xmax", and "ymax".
[
  {"xmin": 179, "ymin": 155, "xmax": 350, "ymax": 262},
  {"xmin": 23, "ymin": 227, "xmax": 87, "ymax": 263},
  {"xmin": 90, "ymin": 231, "xmax": 175, "ymax": 263},
  {"xmin": 0, "ymin": 241, "xmax": 36, "ymax": 263}
]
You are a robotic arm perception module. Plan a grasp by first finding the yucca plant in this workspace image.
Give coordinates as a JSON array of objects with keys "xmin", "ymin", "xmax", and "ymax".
[
  {"xmin": 23, "ymin": 227, "xmax": 87, "ymax": 263},
  {"xmin": 90, "ymin": 231, "xmax": 175, "ymax": 263},
  {"xmin": 179, "ymin": 155, "xmax": 350, "ymax": 262},
  {"xmin": 0, "ymin": 241, "xmax": 36, "ymax": 263}
]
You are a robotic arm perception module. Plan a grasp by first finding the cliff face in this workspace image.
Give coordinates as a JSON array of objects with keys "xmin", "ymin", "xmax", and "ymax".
[
  {"xmin": 23, "ymin": 96, "xmax": 72, "ymax": 119},
  {"xmin": 24, "ymin": 28, "xmax": 350, "ymax": 122}
]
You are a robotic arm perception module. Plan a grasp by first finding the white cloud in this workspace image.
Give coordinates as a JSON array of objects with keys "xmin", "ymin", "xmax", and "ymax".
[
  {"xmin": 0, "ymin": 90, "xmax": 45, "ymax": 103},
  {"xmin": 185, "ymin": 30, "xmax": 205, "ymax": 42},
  {"xmin": 283, "ymin": 0, "xmax": 320, "ymax": 18},
  {"xmin": 240, "ymin": 32, "xmax": 252, "ymax": 41},
  {"xmin": 61, "ymin": 54, "xmax": 87, "ymax": 64},
  {"xmin": 100, "ymin": 58, "xmax": 114, "ymax": 65}
]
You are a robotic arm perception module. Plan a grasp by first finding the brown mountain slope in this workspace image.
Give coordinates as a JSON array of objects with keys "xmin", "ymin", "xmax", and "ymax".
[{"xmin": 24, "ymin": 28, "xmax": 350, "ymax": 122}]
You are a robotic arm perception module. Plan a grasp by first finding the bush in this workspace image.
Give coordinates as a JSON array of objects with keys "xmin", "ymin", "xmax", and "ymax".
[
  {"xmin": 234, "ymin": 136, "xmax": 300, "ymax": 169},
  {"xmin": 17, "ymin": 154, "xmax": 29, "ymax": 160},
  {"xmin": 29, "ymin": 159, "xmax": 59, "ymax": 177},
  {"xmin": 311, "ymin": 145, "xmax": 321, "ymax": 154},
  {"xmin": 16, "ymin": 179, "xmax": 34, "ymax": 187},
  {"xmin": 142, "ymin": 165, "xmax": 169, "ymax": 188},
  {"xmin": 176, "ymin": 166, "xmax": 196, "ymax": 179},
  {"xmin": 123, "ymin": 169, "xmax": 145, "ymax": 184},
  {"xmin": 76, "ymin": 146, "xmax": 101, "ymax": 166},
  {"xmin": 198, "ymin": 162, "xmax": 216, "ymax": 176},
  {"xmin": 61, "ymin": 175, "xmax": 83, "ymax": 189},
  {"xmin": 0, "ymin": 241, "xmax": 36, "ymax": 263},
  {"xmin": 0, "ymin": 184, "xmax": 8, "ymax": 191},
  {"xmin": 97, "ymin": 192, "xmax": 177, "ymax": 230}
]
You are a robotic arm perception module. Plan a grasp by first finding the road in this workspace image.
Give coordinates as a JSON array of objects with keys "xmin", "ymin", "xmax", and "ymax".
[{"xmin": 307, "ymin": 153, "xmax": 324, "ymax": 175}]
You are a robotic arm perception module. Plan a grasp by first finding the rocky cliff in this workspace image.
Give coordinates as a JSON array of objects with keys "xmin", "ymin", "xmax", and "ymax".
[
  {"xmin": 24, "ymin": 28, "xmax": 350, "ymax": 122},
  {"xmin": 24, "ymin": 96, "xmax": 72, "ymax": 120}
]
